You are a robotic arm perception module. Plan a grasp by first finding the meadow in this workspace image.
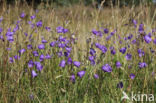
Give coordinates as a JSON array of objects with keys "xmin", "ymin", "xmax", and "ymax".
[{"xmin": 0, "ymin": 3, "xmax": 156, "ymax": 103}]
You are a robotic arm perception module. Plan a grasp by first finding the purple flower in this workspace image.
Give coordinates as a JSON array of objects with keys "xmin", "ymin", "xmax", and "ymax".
[
  {"xmin": 64, "ymin": 52, "xmax": 70, "ymax": 57},
  {"xmin": 153, "ymin": 39, "xmax": 156, "ymax": 44},
  {"xmin": 28, "ymin": 60, "xmax": 34, "ymax": 68},
  {"xmin": 138, "ymin": 24, "xmax": 144, "ymax": 33},
  {"xmin": 132, "ymin": 39, "xmax": 136, "ymax": 44},
  {"xmin": 57, "ymin": 51, "xmax": 63, "ymax": 57},
  {"xmin": 24, "ymin": 32, "xmax": 28, "ymax": 37},
  {"xmin": 33, "ymin": 51, "xmax": 39, "ymax": 57},
  {"xmin": 89, "ymin": 56, "xmax": 94, "ymax": 61},
  {"xmin": 19, "ymin": 49, "xmax": 26, "ymax": 55},
  {"xmin": 73, "ymin": 61, "xmax": 81, "ymax": 68},
  {"xmin": 14, "ymin": 55, "xmax": 20, "ymax": 60},
  {"xmin": 70, "ymin": 74, "xmax": 75, "ymax": 82},
  {"xmin": 144, "ymin": 35, "xmax": 152, "ymax": 43},
  {"xmin": 125, "ymin": 53, "xmax": 132, "ymax": 60},
  {"xmin": 77, "ymin": 71, "xmax": 85, "ymax": 78},
  {"xmin": 20, "ymin": 12, "xmax": 25, "ymax": 18},
  {"xmin": 30, "ymin": 15, "xmax": 36, "ymax": 19},
  {"xmin": 111, "ymin": 49, "xmax": 116, "ymax": 55},
  {"xmin": 102, "ymin": 64, "xmax": 112, "ymax": 72},
  {"xmin": 104, "ymin": 28, "xmax": 109, "ymax": 33},
  {"xmin": 133, "ymin": 19, "xmax": 137, "ymax": 27},
  {"xmin": 66, "ymin": 47, "xmax": 72, "ymax": 53},
  {"xmin": 117, "ymin": 82, "xmax": 123, "ymax": 88},
  {"xmin": 45, "ymin": 27, "xmax": 51, "ymax": 31},
  {"xmin": 32, "ymin": 70, "xmax": 37, "ymax": 78},
  {"xmin": 56, "ymin": 26, "xmax": 64, "ymax": 33},
  {"xmin": 0, "ymin": 16, "xmax": 3, "ymax": 22},
  {"xmin": 94, "ymin": 74, "xmax": 99, "ymax": 79},
  {"xmin": 116, "ymin": 61, "xmax": 121, "ymax": 68},
  {"xmin": 39, "ymin": 54, "xmax": 45, "ymax": 61},
  {"xmin": 45, "ymin": 54, "xmax": 52, "ymax": 59},
  {"xmin": 27, "ymin": 44, "xmax": 33, "ymax": 49},
  {"xmin": 138, "ymin": 62, "xmax": 147, "ymax": 68},
  {"xmin": 9, "ymin": 57, "xmax": 14, "ymax": 63},
  {"xmin": 59, "ymin": 60, "xmax": 66, "ymax": 68},
  {"xmin": 90, "ymin": 48, "xmax": 96, "ymax": 56},
  {"xmin": 42, "ymin": 39, "xmax": 47, "ymax": 43},
  {"xmin": 130, "ymin": 73, "xmax": 135, "ymax": 79},
  {"xmin": 34, "ymin": 62, "xmax": 43, "ymax": 71},
  {"xmin": 38, "ymin": 44, "xmax": 45, "ymax": 49},
  {"xmin": 50, "ymin": 41, "xmax": 56, "ymax": 47},
  {"xmin": 67, "ymin": 57, "xmax": 72, "ymax": 65},
  {"xmin": 138, "ymin": 49, "xmax": 145, "ymax": 57},
  {"xmin": 120, "ymin": 47, "xmax": 127, "ymax": 54},
  {"xmin": 0, "ymin": 28, "xmax": 3, "ymax": 33},
  {"xmin": 36, "ymin": 21, "xmax": 42, "ymax": 27}
]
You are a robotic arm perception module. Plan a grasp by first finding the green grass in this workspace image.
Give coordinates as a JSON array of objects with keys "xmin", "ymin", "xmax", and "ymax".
[{"xmin": 0, "ymin": 3, "xmax": 156, "ymax": 103}]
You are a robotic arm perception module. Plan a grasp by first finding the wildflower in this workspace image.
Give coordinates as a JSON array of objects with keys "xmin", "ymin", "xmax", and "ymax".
[
  {"xmin": 144, "ymin": 35, "xmax": 152, "ymax": 43},
  {"xmin": 138, "ymin": 49, "xmax": 144, "ymax": 57},
  {"xmin": 45, "ymin": 27, "xmax": 51, "ymax": 31},
  {"xmin": 39, "ymin": 54, "xmax": 44, "ymax": 61},
  {"xmin": 27, "ymin": 44, "xmax": 33, "ymax": 49},
  {"xmin": 77, "ymin": 71, "xmax": 85, "ymax": 78},
  {"xmin": 19, "ymin": 49, "xmax": 26, "ymax": 55},
  {"xmin": 117, "ymin": 82, "xmax": 123, "ymax": 88},
  {"xmin": 120, "ymin": 47, "xmax": 127, "ymax": 54},
  {"xmin": 32, "ymin": 70, "xmax": 37, "ymax": 78},
  {"xmin": 125, "ymin": 53, "xmax": 132, "ymax": 60},
  {"xmin": 153, "ymin": 38, "xmax": 156, "ymax": 44},
  {"xmin": 116, "ymin": 61, "xmax": 121, "ymax": 68},
  {"xmin": 36, "ymin": 21, "xmax": 42, "ymax": 27},
  {"xmin": 30, "ymin": 15, "xmax": 36, "ymax": 19},
  {"xmin": 33, "ymin": 51, "xmax": 39, "ymax": 57},
  {"xmin": 9, "ymin": 57, "xmax": 14, "ymax": 63},
  {"xmin": 138, "ymin": 62, "xmax": 147, "ymax": 68},
  {"xmin": 90, "ymin": 48, "xmax": 96, "ymax": 56},
  {"xmin": 50, "ymin": 41, "xmax": 56, "ymax": 47},
  {"xmin": 111, "ymin": 49, "xmax": 116, "ymax": 55},
  {"xmin": 42, "ymin": 39, "xmax": 47, "ymax": 43},
  {"xmin": 45, "ymin": 54, "xmax": 52, "ymax": 59},
  {"xmin": 70, "ymin": 74, "xmax": 75, "ymax": 82},
  {"xmin": 67, "ymin": 57, "xmax": 72, "ymax": 65},
  {"xmin": 20, "ymin": 12, "xmax": 25, "ymax": 18},
  {"xmin": 28, "ymin": 60, "xmax": 34, "ymax": 68},
  {"xmin": 94, "ymin": 74, "xmax": 99, "ymax": 79},
  {"xmin": 59, "ymin": 60, "xmax": 66, "ymax": 68},
  {"xmin": 34, "ymin": 62, "xmax": 43, "ymax": 71},
  {"xmin": 130, "ymin": 73, "xmax": 135, "ymax": 79},
  {"xmin": 104, "ymin": 28, "xmax": 109, "ymax": 33},
  {"xmin": 102, "ymin": 64, "xmax": 112, "ymax": 72},
  {"xmin": 138, "ymin": 24, "xmax": 144, "ymax": 33},
  {"xmin": 38, "ymin": 44, "xmax": 45, "ymax": 49},
  {"xmin": 73, "ymin": 61, "xmax": 81, "ymax": 68}
]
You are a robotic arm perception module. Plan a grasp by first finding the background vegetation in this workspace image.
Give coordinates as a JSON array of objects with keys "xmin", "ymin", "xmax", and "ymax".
[{"xmin": 0, "ymin": 0, "xmax": 156, "ymax": 103}]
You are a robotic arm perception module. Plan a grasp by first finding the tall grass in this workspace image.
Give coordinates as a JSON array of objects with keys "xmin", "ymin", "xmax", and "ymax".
[{"xmin": 0, "ymin": 3, "xmax": 156, "ymax": 103}]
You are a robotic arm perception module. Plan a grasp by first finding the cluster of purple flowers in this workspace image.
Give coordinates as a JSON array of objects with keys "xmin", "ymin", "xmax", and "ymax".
[{"xmin": 1, "ymin": 11, "xmax": 154, "ymax": 89}]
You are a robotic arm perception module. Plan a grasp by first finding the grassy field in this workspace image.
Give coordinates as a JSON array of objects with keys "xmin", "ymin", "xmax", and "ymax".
[{"xmin": 0, "ymin": 3, "xmax": 156, "ymax": 103}]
